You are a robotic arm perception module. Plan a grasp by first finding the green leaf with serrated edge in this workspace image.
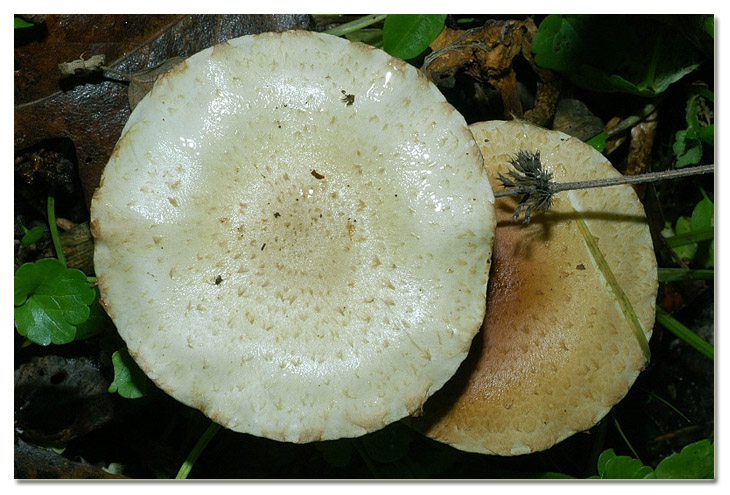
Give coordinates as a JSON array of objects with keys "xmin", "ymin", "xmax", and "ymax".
[
  {"xmin": 655, "ymin": 439, "xmax": 714, "ymax": 479},
  {"xmin": 382, "ymin": 14, "xmax": 446, "ymax": 60},
  {"xmin": 109, "ymin": 349, "xmax": 153, "ymax": 399},
  {"xmin": 14, "ymin": 258, "xmax": 95, "ymax": 345}
]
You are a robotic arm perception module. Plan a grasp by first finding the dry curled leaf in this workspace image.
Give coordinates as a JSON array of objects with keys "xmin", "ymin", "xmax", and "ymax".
[
  {"xmin": 627, "ymin": 112, "xmax": 658, "ymax": 176},
  {"xmin": 423, "ymin": 18, "xmax": 559, "ymax": 125}
]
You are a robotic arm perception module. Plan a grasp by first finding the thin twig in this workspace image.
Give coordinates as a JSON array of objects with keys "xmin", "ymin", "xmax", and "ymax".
[
  {"xmin": 494, "ymin": 150, "xmax": 714, "ymax": 224},
  {"xmin": 495, "ymin": 164, "xmax": 715, "ymax": 198}
]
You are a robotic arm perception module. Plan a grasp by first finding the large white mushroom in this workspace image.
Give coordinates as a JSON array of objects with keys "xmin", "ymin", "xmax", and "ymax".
[
  {"xmin": 90, "ymin": 30, "xmax": 496, "ymax": 443},
  {"xmin": 411, "ymin": 120, "xmax": 657, "ymax": 455}
]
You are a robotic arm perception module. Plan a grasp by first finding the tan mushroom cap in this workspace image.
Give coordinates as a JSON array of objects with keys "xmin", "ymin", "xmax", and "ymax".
[
  {"xmin": 411, "ymin": 120, "xmax": 657, "ymax": 455},
  {"xmin": 90, "ymin": 31, "xmax": 496, "ymax": 443}
]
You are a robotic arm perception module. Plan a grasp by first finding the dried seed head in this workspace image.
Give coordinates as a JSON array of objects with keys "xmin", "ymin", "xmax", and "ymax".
[{"xmin": 497, "ymin": 150, "xmax": 554, "ymax": 223}]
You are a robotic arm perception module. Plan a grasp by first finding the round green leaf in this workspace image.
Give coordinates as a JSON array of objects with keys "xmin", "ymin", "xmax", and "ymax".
[
  {"xmin": 14, "ymin": 258, "xmax": 96, "ymax": 345},
  {"xmin": 382, "ymin": 14, "xmax": 446, "ymax": 60}
]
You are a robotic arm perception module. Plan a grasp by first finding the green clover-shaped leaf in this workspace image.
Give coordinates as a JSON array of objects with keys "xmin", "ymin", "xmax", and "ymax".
[{"xmin": 14, "ymin": 258, "xmax": 96, "ymax": 345}]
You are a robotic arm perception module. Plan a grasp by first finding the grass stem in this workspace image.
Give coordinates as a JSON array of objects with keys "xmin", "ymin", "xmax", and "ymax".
[
  {"xmin": 175, "ymin": 421, "xmax": 222, "ymax": 479},
  {"xmin": 612, "ymin": 412, "xmax": 641, "ymax": 462},
  {"xmin": 46, "ymin": 193, "xmax": 66, "ymax": 266},
  {"xmin": 324, "ymin": 14, "xmax": 387, "ymax": 37},
  {"xmin": 663, "ymin": 228, "xmax": 714, "ymax": 248},
  {"xmin": 657, "ymin": 268, "xmax": 714, "ymax": 282},
  {"xmin": 573, "ymin": 215, "xmax": 651, "ymax": 364},
  {"xmin": 656, "ymin": 307, "xmax": 714, "ymax": 360}
]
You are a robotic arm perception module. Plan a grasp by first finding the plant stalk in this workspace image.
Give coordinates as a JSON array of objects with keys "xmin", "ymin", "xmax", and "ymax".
[
  {"xmin": 175, "ymin": 422, "xmax": 222, "ymax": 479},
  {"xmin": 323, "ymin": 14, "xmax": 387, "ymax": 37},
  {"xmin": 573, "ymin": 214, "xmax": 651, "ymax": 364},
  {"xmin": 47, "ymin": 193, "xmax": 66, "ymax": 266},
  {"xmin": 494, "ymin": 164, "xmax": 715, "ymax": 199},
  {"xmin": 656, "ymin": 307, "xmax": 714, "ymax": 360}
]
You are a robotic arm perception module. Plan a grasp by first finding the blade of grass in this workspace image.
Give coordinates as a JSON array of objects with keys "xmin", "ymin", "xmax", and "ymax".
[
  {"xmin": 648, "ymin": 391, "xmax": 691, "ymax": 423},
  {"xmin": 663, "ymin": 228, "xmax": 714, "ymax": 247},
  {"xmin": 323, "ymin": 14, "xmax": 387, "ymax": 37},
  {"xmin": 613, "ymin": 411, "xmax": 642, "ymax": 462},
  {"xmin": 573, "ymin": 214, "xmax": 651, "ymax": 363},
  {"xmin": 47, "ymin": 193, "xmax": 66, "ymax": 266},
  {"xmin": 175, "ymin": 421, "xmax": 222, "ymax": 479},
  {"xmin": 656, "ymin": 306, "xmax": 714, "ymax": 360},
  {"xmin": 657, "ymin": 268, "xmax": 714, "ymax": 282}
]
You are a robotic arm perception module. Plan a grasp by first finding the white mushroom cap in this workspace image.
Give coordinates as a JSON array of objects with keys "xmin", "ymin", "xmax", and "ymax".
[
  {"xmin": 90, "ymin": 30, "xmax": 496, "ymax": 443},
  {"xmin": 411, "ymin": 120, "xmax": 657, "ymax": 455}
]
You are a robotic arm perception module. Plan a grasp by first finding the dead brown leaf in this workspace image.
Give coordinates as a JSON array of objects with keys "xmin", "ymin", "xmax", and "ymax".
[
  {"xmin": 15, "ymin": 14, "xmax": 313, "ymax": 208},
  {"xmin": 14, "ymin": 355, "xmax": 117, "ymax": 448},
  {"xmin": 627, "ymin": 112, "xmax": 658, "ymax": 177},
  {"xmin": 422, "ymin": 18, "xmax": 559, "ymax": 125}
]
